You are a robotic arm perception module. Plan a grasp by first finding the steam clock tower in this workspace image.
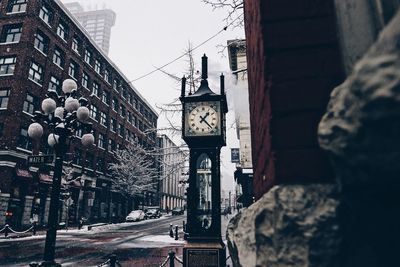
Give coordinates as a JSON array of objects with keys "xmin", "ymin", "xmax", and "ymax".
[{"xmin": 180, "ymin": 54, "xmax": 228, "ymax": 267}]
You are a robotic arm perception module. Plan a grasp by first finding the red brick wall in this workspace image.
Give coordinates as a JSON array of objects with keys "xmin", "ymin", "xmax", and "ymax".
[{"xmin": 244, "ymin": 0, "xmax": 345, "ymax": 199}]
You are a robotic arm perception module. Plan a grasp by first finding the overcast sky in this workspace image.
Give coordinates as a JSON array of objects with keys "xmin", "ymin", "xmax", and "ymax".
[{"xmin": 62, "ymin": 0, "xmax": 246, "ymax": 192}]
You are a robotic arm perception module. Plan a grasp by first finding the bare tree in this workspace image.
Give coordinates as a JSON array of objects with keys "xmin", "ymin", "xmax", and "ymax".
[
  {"xmin": 202, "ymin": 0, "xmax": 244, "ymax": 28},
  {"xmin": 108, "ymin": 144, "xmax": 159, "ymax": 197},
  {"xmin": 155, "ymin": 42, "xmax": 201, "ymax": 140}
]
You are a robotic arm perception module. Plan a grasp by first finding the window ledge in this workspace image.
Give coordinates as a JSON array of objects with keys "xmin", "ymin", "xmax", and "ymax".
[
  {"xmin": 34, "ymin": 47, "xmax": 48, "ymax": 57},
  {"xmin": 16, "ymin": 147, "xmax": 32, "ymax": 154},
  {"xmin": 28, "ymin": 78, "xmax": 43, "ymax": 87},
  {"xmin": 22, "ymin": 111, "xmax": 34, "ymax": 117},
  {"xmin": 6, "ymin": 11, "xmax": 26, "ymax": 15},
  {"xmin": 68, "ymin": 75, "xmax": 77, "ymax": 81},
  {"xmin": 54, "ymin": 63, "xmax": 64, "ymax": 70},
  {"xmin": 0, "ymin": 41, "xmax": 20, "ymax": 45},
  {"xmin": 40, "ymin": 19, "xmax": 52, "ymax": 28},
  {"xmin": 0, "ymin": 74, "xmax": 14, "ymax": 77}
]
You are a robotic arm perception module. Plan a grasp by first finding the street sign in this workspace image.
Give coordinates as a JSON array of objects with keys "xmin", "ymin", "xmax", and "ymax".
[
  {"xmin": 27, "ymin": 155, "xmax": 54, "ymax": 165},
  {"xmin": 231, "ymin": 148, "xmax": 240, "ymax": 163}
]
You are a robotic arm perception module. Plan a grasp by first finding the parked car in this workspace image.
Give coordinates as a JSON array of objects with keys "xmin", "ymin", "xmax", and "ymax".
[
  {"xmin": 146, "ymin": 208, "xmax": 161, "ymax": 219},
  {"xmin": 171, "ymin": 207, "xmax": 184, "ymax": 215},
  {"xmin": 126, "ymin": 210, "xmax": 146, "ymax": 222}
]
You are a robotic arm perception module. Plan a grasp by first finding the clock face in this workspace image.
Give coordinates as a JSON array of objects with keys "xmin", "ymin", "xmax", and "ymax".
[{"xmin": 185, "ymin": 101, "xmax": 221, "ymax": 136}]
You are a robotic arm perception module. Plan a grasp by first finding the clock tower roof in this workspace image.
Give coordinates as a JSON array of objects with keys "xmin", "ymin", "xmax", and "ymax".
[{"xmin": 189, "ymin": 80, "xmax": 218, "ymax": 98}]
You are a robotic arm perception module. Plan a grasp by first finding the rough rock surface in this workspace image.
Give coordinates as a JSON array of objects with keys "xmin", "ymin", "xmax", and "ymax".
[
  {"xmin": 227, "ymin": 184, "xmax": 340, "ymax": 267},
  {"xmin": 318, "ymin": 10, "xmax": 400, "ymax": 266},
  {"xmin": 318, "ymin": 10, "xmax": 400, "ymax": 190}
]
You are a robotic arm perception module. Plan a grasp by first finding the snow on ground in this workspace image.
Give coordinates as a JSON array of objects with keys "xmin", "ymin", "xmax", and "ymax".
[{"xmin": 138, "ymin": 235, "xmax": 185, "ymax": 244}]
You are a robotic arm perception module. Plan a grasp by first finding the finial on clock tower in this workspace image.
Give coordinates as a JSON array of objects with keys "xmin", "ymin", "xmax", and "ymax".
[{"xmin": 202, "ymin": 54, "xmax": 208, "ymax": 80}]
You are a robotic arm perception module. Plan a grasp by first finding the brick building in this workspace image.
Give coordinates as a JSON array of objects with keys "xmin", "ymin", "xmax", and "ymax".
[
  {"xmin": 244, "ymin": 0, "xmax": 344, "ymax": 200},
  {"xmin": 0, "ymin": 0, "xmax": 157, "ymax": 228}
]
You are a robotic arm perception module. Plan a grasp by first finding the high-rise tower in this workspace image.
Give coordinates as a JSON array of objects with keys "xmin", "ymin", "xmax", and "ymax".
[{"xmin": 63, "ymin": 2, "xmax": 116, "ymax": 54}]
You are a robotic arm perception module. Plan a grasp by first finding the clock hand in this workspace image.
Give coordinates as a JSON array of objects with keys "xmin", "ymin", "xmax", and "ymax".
[
  {"xmin": 199, "ymin": 112, "xmax": 210, "ymax": 123},
  {"xmin": 203, "ymin": 120, "xmax": 213, "ymax": 129}
]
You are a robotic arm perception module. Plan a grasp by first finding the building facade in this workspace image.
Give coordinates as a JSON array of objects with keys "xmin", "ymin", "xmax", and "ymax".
[
  {"xmin": 157, "ymin": 134, "xmax": 186, "ymax": 212},
  {"xmin": 244, "ymin": 0, "xmax": 344, "ymax": 200},
  {"xmin": 0, "ymin": 0, "xmax": 157, "ymax": 228},
  {"xmin": 227, "ymin": 1, "xmax": 400, "ymax": 266},
  {"xmin": 227, "ymin": 39, "xmax": 253, "ymax": 208},
  {"xmin": 63, "ymin": 1, "xmax": 115, "ymax": 55}
]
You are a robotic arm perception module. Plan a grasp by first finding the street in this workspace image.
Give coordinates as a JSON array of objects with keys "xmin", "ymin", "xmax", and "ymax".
[
  {"xmin": 0, "ymin": 213, "xmax": 234, "ymax": 266},
  {"xmin": 0, "ymin": 214, "xmax": 187, "ymax": 267}
]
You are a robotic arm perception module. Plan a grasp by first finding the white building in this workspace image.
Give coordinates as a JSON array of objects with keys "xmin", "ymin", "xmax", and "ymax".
[
  {"xmin": 157, "ymin": 135, "xmax": 187, "ymax": 211},
  {"xmin": 228, "ymin": 39, "xmax": 254, "ymax": 207}
]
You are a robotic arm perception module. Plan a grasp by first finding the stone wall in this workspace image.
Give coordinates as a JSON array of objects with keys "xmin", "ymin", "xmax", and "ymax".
[
  {"xmin": 227, "ymin": 184, "xmax": 340, "ymax": 267},
  {"xmin": 318, "ymin": 9, "xmax": 400, "ymax": 266}
]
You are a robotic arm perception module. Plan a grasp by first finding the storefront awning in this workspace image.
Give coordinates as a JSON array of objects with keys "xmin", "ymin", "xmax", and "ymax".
[
  {"xmin": 39, "ymin": 173, "xmax": 53, "ymax": 184},
  {"xmin": 16, "ymin": 168, "xmax": 33, "ymax": 178}
]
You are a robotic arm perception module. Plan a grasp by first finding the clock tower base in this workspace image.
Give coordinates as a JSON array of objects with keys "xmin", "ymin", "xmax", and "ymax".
[{"xmin": 183, "ymin": 240, "xmax": 226, "ymax": 267}]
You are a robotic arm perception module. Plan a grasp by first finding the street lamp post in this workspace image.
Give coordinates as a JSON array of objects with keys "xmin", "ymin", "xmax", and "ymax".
[{"xmin": 28, "ymin": 79, "xmax": 94, "ymax": 266}]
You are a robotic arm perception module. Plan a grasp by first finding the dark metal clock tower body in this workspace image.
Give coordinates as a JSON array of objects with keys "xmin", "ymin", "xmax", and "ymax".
[{"xmin": 180, "ymin": 55, "xmax": 228, "ymax": 267}]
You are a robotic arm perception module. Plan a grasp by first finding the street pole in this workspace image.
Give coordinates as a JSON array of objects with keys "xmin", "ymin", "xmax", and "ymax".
[
  {"xmin": 229, "ymin": 191, "xmax": 231, "ymax": 210},
  {"xmin": 42, "ymin": 134, "xmax": 66, "ymax": 266}
]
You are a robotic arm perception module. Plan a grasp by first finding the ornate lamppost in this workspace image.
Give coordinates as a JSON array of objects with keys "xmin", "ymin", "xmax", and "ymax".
[{"xmin": 28, "ymin": 79, "xmax": 94, "ymax": 266}]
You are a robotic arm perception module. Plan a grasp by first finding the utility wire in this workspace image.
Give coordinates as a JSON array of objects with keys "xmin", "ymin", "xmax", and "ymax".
[{"xmin": 130, "ymin": 13, "xmax": 243, "ymax": 82}]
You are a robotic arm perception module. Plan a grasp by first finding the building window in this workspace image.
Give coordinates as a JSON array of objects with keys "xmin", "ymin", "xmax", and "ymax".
[
  {"xmin": 127, "ymin": 94, "xmax": 132, "ymax": 106},
  {"xmin": 23, "ymin": 93, "xmax": 38, "ymax": 115},
  {"xmin": 48, "ymin": 75, "xmax": 61, "ymax": 94},
  {"xmin": 119, "ymin": 105, "xmax": 126, "ymax": 117},
  {"xmin": 68, "ymin": 61, "xmax": 78, "ymax": 79},
  {"xmin": 53, "ymin": 47, "xmax": 64, "ymax": 68},
  {"xmin": 97, "ymin": 158, "xmax": 105, "ymax": 172},
  {"xmin": 82, "ymin": 72, "xmax": 89, "ymax": 88},
  {"xmin": 75, "ymin": 128, "xmax": 83, "ymax": 138},
  {"xmin": 0, "ymin": 89, "xmax": 10, "ymax": 109},
  {"xmin": 0, "ymin": 56, "xmax": 16, "ymax": 76},
  {"xmin": 127, "ymin": 111, "xmax": 132, "ymax": 124},
  {"xmin": 100, "ymin": 111, "xmax": 107, "ymax": 126},
  {"xmin": 7, "ymin": 0, "xmax": 28, "ymax": 13},
  {"xmin": 56, "ymin": 21, "xmax": 68, "ymax": 41},
  {"xmin": 93, "ymin": 81, "xmax": 100, "ymax": 97},
  {"xmin": 89, "ymin": 105, "xmax": 98, "ymax": 121},
  {"xmin": 73, "ymin": 148, "xmax": 82, "ymax": 165},
  {"xmin": 1, "ymin": 24, "xmax": 22, "ymax": 43},
  {"xmin": 108, "ymin": 139, "xmax": 115, "ymax": 151},
  {"xmin": 104, "ymin": 69, "xmax": 110, "ymax": 83},
  {"xmin": 98, "ymin": 133, "xmax": 105, "ymax": 149},
  {"xmin": 111, "ymin": 118, "xmax": 117, "ymax": 132},
  {"xmin": 118, "ymin": 123, "xmax": 124, "ymax": 137},
  {"xmin": 112, "ymin": 98, "xmax": 118, "ymax": 112},
  {"xmin": 18, "ymin": 127, "xmax": 32, "ymax": 151},
  {"xmin": 86, "ymin": 153, "xmax": 94, "ymax": 170},
  {"xmin": 39, "ymin": 5, "xmax": 52, "ymax": 25},
  {"xmin": 72, "ymin": 36, "xmax": 80, "ymax": 54},
  {"xmin": 94, "ymin": 59, "xmax": 101, "ymax": 74},
  {"xmin": 122, "ymin": 87, "xmax": 129, "ymax": 99},
  {"xmin": 84, "ymin": 49, "xmax": 92, "ymax": 65},
  {"xmin": 113, "ymin": 79, "xmax": 119, "ymax": 91},
  {"xmin": 102, "ymin": 90, "xmax": 110, "ymax": 105},
  {"xmin": 34, "ymin": 30, "xmax": 49, "ymax": 54},
  {"xmin": 28, "ymin": 61, "xmax": 43, "ymax": 85}
]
